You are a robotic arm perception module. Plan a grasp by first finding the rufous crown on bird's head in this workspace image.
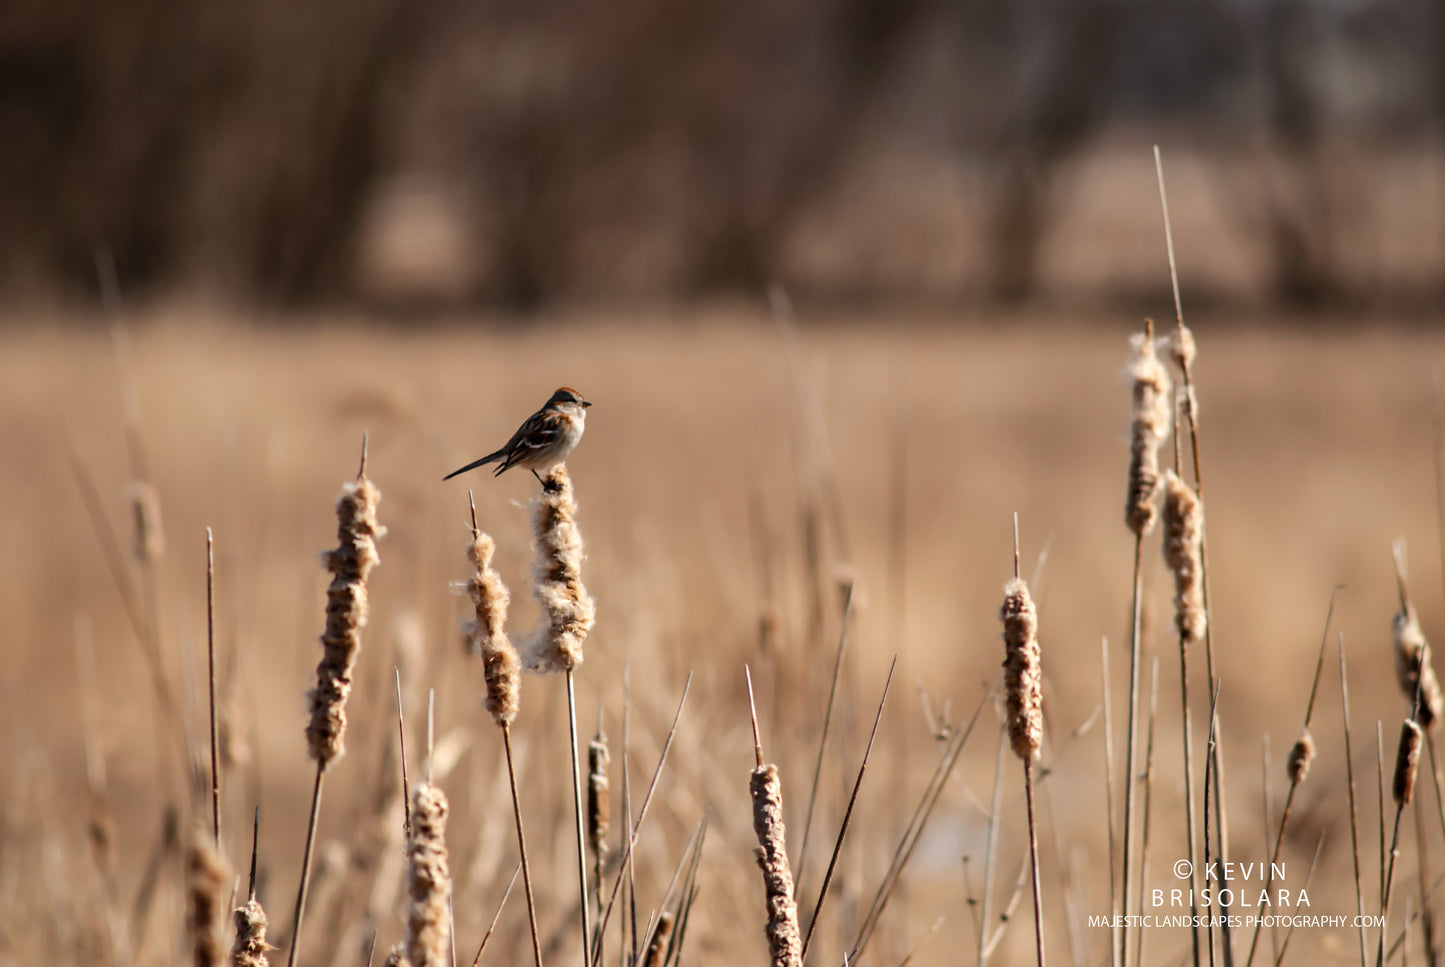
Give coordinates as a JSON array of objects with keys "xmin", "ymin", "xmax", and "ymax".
[{"xmin": 548, "ymin": 387, "xmax": 591, "ymax": 408}]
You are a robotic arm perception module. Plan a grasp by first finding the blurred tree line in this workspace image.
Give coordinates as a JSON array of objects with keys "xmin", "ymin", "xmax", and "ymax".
[{"xmin": 2, "ymin": 0, "xmax": 1442, "ymax": 309}]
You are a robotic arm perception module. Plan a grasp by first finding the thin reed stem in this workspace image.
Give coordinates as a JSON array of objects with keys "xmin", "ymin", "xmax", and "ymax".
[
  {"xmin": 206, "ymin": 528, "xmax": 222, "ymax": 846},
  {"xmin": 1101, "ymin": 637, "xmax": 1120, "ymax": 967},
  {"xmin": 1136, "ymin": 659, "xmax": 1160, "ymax": 967},
  {"xmin": 796, "ymin": 582, "xmax": 855, "ymax": 901},
  {"xmin": 1024, "ymin": 758, "xmax": 1045, "ymax": 967},
  {"xmin": 502, "ymin": 728, "xmax": 544, "ymax": 967},
  {"xmin": 1120, "ymin": 535, "xmax": 1143, "ymax": 967},
  {"xmin": 1340, "ymin": 636, "xmax": 1370, "ymax": 967},
  {"xmin": 979, "ymin": 725, "xmax": 1006, "ymax": 967},
  {"xmin": 285, "ymin": 769, "xmax": 325, "ymax": 967},
  {"xmin": 567, "ymin": 670, "xmax": 592, "ymax": 967},
  {"xmin": 469, "ymin": 863, "xmax": 520, "ymax": 967}
]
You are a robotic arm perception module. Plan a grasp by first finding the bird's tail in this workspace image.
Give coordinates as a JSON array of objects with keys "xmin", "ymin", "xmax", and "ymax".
[{"xmin": 443, "ymin": 449, "xmax": 504, "ymax": 481}]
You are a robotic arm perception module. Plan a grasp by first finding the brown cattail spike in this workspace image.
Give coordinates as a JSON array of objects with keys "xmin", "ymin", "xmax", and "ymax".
[
  {"xmin": 465, "ymin": 528, "xmax": 521, "ymax": 727},
  {"xmin": 306, "ymin": 475, "xmax": 385, "ymax": 768},
  {"xmin": 1394, "ymin": 719, "xmax": 1423, "ymax": 805},
  {"xmin": 231, "ymin": 897, "xmax": 274, "ymax": 966},
  {"xmin": 1394, "ymin": 603, "xmax": 1443, "ymax": 730},
  {"xmin": 382, "ymin": 948, "xmax": 411, "ymax": 967},
  {"xmin": 1286, "ymin": 729, "xmax": 1315, "ymax": 785},
  {"xmin": 750, "ymin": 763, "xmax": 803, "ymax": 967},
  {"xmin": 643, "ymin": 912, "xmax": 676, "ymax": 967},
  {"xmin": 404, "ymin": 784, "xmax": 452, "ymax": 967},
  {"xmin": 1124, "ymin": 324, "xmax": 1173, "ymax": 537},
  {"xmin": 525, "ymin": 465, "xmax": 595, "ymax": 673},
  {"xmin": 188, "ymin": 829, "xmax": 230, "ymax": 967},
  {"xmin": 127, "ymin": 480, "xmax": 166, "ymax": 564},
  {"xmin": 1000, "ymin": 577, "xmax": 1043, "ymax": 761},
  {"xmin": 1161, "ymin": 470, "xmax": 1206, "ymax": 647},
  {"xmin": 587, "ymin": 734, "xmax": 610, "ymax": 859}
]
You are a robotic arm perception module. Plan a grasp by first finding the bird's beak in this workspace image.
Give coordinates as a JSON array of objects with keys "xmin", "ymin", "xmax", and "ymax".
[{"xmin": 582, "ymin": 400, "xmax": 592, "ymax": 408}]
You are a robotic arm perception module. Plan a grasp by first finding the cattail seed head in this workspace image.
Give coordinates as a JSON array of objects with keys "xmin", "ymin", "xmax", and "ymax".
[
  {"xmin": 642, "ymin": 912, "xmax": 675, "ymax": 967},
  {"xmin": 404, "ymin": 783, "xmax": 451, "ymax": 967},
  {"xmin": 1161, "ymin": 470, "xmax": 1206, "ymax": 647},
  {"xmin": 1394, "ymin": 605, "xmax": 1443, "ymax": 730},
  {"xmin": 127, "ymin": 480, "xmax": 166, "ymax": 564},
  {"xmin": 187, "ymin": 830, "xmax": 229, "ymax": 967},
  {"xmin": 1394, "ymin": 718, "xmax": 1423, "ymax": 805},
  {"xmin": 382, "ymin": 948, "xmax": 411, "ymax": 967},
  {"xmin": 525, "ymin": 466, "xmax": 595, "ymax": 673},
  {"xmin": 587, "ymin": 734, "xmax": 611, "ymax": 859},
  {"xmin": 231, "ymin": 896, "xmax": 273, "ymax": 967},
  {"xmin": 1286, "ymin": 729, "xmax": 1314, "ymax": 785},
  {"xmin": 1000, "ymin": 577, "xmax": 1043, "ymax": 761},
  {"xmin": 464, "ymin": 530, "xmax": 521, "ymax": 727},
  {"xmin": 306, "ymin": 474, "xmax": 385, "ymax": 768},
  {"xmin": 1124, "ymin": 327, "xmax": 1173, "ymax": 537},
  {"xmin": 1168, "ymin": 323, "xmax": 1197, "ymax": 375},
  {"xmin": 750, "ymin": 763, "xmax": 803, "ymax": 967}
]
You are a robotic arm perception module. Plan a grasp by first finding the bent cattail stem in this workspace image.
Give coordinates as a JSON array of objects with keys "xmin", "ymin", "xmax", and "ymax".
[
  {"xmin": 524, "ymin": 465, "xmax": 595, "ymax": 673},
  {"xmin": 587, "ymin": 733, "xmax": 610, "ymax": 859},
  {"xmin": 1124, "ymin": 323, "xmax": 1173, "ymax": 537},
  {"xmin": 465, "ymin": 527, "xmax": 521, "ymax": 727},
  {"xmin": 306, "ymin": 474, "xmax": 385, "ymax": 768},
  {"xmin": 642, "ymin": 912, "xmax": 675, "ymax": 967},
  {"xmin": 127, "ymin": 480, "xmax": 166, "ymax": 565},
  {"xmin": 1161, "ymin": 470, "xmax": 1206, "ymax": 647},
  {"xmin": 1287, "ymin": 729, "xmax": 1315, "ymax": 785},
  {"xmin": 751, "ymin": 763, "xmax": 803, "ymax": 967},
  {"xmin": 1395, "ymin": 719, "xmax": 1423, "ymax": 805},
  {"xmin": 231, "ymin": 897, "xmax": 272, "ymax": 967},
  {"xmin": 188, "ymin": 829, "xmax": 229, "ymax": 967},
  {"xmin": 1000, "ymin": 578, "xmax": 1043, "ymax": 762},
  {"xmin": 404, "ymin": 784, "xmax": 452, "ymax": 967}
]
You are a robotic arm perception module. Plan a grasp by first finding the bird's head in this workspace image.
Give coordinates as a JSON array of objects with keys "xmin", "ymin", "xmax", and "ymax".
[{"xmin": 548, "ymin": 387, "xmax": 592, "ymax": 409}]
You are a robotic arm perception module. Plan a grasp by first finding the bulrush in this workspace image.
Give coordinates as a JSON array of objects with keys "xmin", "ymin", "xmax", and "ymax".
[
  {"xmin": 188, "ymin": 829, "xmax": 229, "ymax": 967},
  {"xmin": 1394, "ymin": 719, "xmax": 1423, "ymax": 805},
  {"xmin": 751, "ymin": 763, "xmax": 803, "ymax": 967},
  {"xmin": 1161, "ymin": 470, "xmax": 1206, "ymax": 647},
  {"xmin": 1287, "ymin": 729, "xmax": 1315, "ymax": 785},
  {"xmin": 1394, "ymin": 603, "xmax": 1443, "ymax": 729},
  {"xmin": 231, "ymin": 898, "xmax": 272, "ymax": 967},
  {"xmin": 525, "ymin": 465, "xmax": 595, "ymax": 673},
  {"xmin": 464, "ymin": 528, "xmax": 520, "ymax": 727},
  {"xmin": 404, "ymin": 784, "xmax": 452, "ymax": 967},
  {"xmin": 1124, "ymin": 323, "xmax": 1172, "ymax": 537},
  {"xmin": 1000, "ymin": 578, "xmax": 1043, "ymax": 761},
  {"xmin": 306, "ymin": 473, "xmax": 385, "ymax": 768}
]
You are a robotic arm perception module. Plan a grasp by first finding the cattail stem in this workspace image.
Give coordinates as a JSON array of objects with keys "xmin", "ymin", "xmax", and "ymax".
[
  {"xmin": 206, "ymin": 528, "xmax": 222, "ymax": 847},
  {"xmin": 1136, "ymin": 660, "xmax": 1160, "ymax": 967},
  {"xmin": 1120, "ymin": 535, "xmax": 1144, "ymax": 967},
  {"xmin": 1340, "ymin": 636, "xmax": 1370, "ymax": 967},
  {"xmin": 1100, "ymin": 638, "xmax": 1121, "ymax": 967},
  {"xmin": 587, "ymin": 728, "xmax": 610, "ymax": 964},
  {"xmin": 1024, "ymin": 758, "xmax": 1045, "ymax": 967},
  {"xmin": 503, "ymin": 728, "xmax": 545, "ymax": 967},
  {"xmin": 567, "ymin": 671, "xmax": 593, "ymax": 967},
  {"xmin": 285, "ymin": 769, "xmax": 325, "ymax": 967}
]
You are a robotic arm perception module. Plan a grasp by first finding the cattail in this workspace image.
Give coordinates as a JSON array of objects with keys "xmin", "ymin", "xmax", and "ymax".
[
  {"xmin": 1124, "ymin": 325, "xmax": 1173, "ymax": 537},
  {"xmin": 188, "ymin": 830, "xmax": 229, "ymax": 967},
  {"xmin": 231, "ymin": 897, "xmax": 273, "ymax": 967},
  {"xmin": 642, "ymin": 912, "xmax": 675, "ymax": 967},
  {"xmin": 1161, "ymin": 470, "xmax": 1206, "ymax": 647},
  {"xmin": 404, "ymin": 783, "xmax": 452, "ymax": 967},
  {"xmin": 1169, "ymin": 323, "xmax": 1197, "ymax": 374},
  {"xmin": 524, "ymin": 465, "xmax": 595, "ymax": 673},
  {"xmin": 1394, "ymin": 604, "xmax": 1443, "ymax": 730},
  {"xmin": 382, "ymin": 947, "xmax": 411, "ymax": 967},
  {"xmin": 1394, "ymin": 719, "xmax": 1423, "ymax": 805},
  {"xmin": 750, "ymin": 763, "xmax": 803, "ymax": 967},
  {"xmin": 464, "ymin": 530, "xmax": 520, "ymax": 727},
  {"xmin": 306, "ymin": 474, "xmax": 385, "ymax": 768},
  {"xmin": 587, "ymin": 733, "xmax": 610, "ymax": 859},
  {"xmin": 1286, "ymin": 729, "xmax": 1314, "ymax": 785},
  {"xmin": 1000, "ymin": 577, "xmax": 1043, "ymax": 762},
  {"xmin": 127, "ymin": 480, "xmax": 166, "ymax": 564}
]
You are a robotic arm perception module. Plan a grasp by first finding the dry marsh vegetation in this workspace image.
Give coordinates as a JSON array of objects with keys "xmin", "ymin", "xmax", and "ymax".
[{"xmin": 5, "ymin": 298, "xmax": 1445, "ymax": 966}]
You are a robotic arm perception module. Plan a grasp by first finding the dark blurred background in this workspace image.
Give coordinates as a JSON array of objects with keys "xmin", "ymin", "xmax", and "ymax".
[{"xmin": 3, "ymin": 0, "xmax": 1443, "ymax": 311}]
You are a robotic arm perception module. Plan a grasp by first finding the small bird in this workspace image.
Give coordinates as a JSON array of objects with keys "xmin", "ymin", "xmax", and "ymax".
[{"xmin": 444, "ymin": 387, "xmax": 592, "ymax": 482}]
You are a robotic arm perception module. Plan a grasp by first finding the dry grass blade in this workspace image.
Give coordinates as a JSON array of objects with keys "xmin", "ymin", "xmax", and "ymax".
[
  {"xmin": 1136, "ymin": 659, "xmax": 1160, "ymax": 967},
  {"xmin": 1339, "ymin": 635, "xmax": 1369, "ymax": 967},
  {"xmin": 469, "ymin": 863, "xmax": 521, "ymax": 967},
  {"xmin": 207, "ymin": 528, "xmax": 222, "ymax": 846},
  {"xmin": 802, "ymin": 655, "xmax": 896, "ymax": 960}
]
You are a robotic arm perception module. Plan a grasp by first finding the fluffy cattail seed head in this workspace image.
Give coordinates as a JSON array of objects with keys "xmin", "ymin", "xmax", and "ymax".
[
  {"xmin": 187, "ymin": 830, "xmax": 229, "ymax": 967},
  {"xmin": 231, "ymin": 897, "xmax": 273, "ymax": 967},
  {"xmin": 1000, "ymin": 578, "xmax": 1043, "ymax": 761},
  {"xmin": 643, "ymin": 912, "xmax": 676, "ymax": 967},
  {"xmin": 306, "ymin": 474, "xmax": 385, "ymax": 768},
  {"xmin": 1286, "ymin": 729, "xmax": 1314, "ymax": 785},
  {"xmin": 1395, "ymin": 719, "xmax": 1423, "ymax": 805},
  {"xmin": 525, "ymin": 466, "xmax": 595, "ymax": 673},
  {"xmin": 1168, "ymin": 323, "xmax": 1197, "ymax": 374},
  {"xmin": 587, "ymin": 734, "xmax": 611, "ymax": 859},
  {"xmin": 382, "ymin": 948, "xmax": 411, "ymax": 967},
  {"xmin": 750, "ymin": 763, "xmax": 803, "ymax": 967},
  {"xmin": 1394, "ymin": 605, "xmax": 1443, "ymax": 730},
  {"xmin": 1124, "ymin": 326, "xmax": 1173, "ymax": 537},
  {"xmin": 464, "ymin": 530, "xmax": 521, "ymax": 727},
  {"xmin": 1162, "ymin": 470, "xmax": 1206, "ymax": 647},
  {"xmin": 404, "ymin": 784, "xmax": 452, "ymax": 967},
  {"xmin": 127, "ymin": 480, "xmax": 166, "ymax": 564}
]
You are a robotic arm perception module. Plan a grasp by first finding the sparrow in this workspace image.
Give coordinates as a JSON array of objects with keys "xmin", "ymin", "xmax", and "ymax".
[{"xmin": 444, "ymin": 387, "xmax": 592, "ymax": 482}]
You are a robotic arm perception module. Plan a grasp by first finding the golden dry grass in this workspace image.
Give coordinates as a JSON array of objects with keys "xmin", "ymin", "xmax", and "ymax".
[{"xmin": 3, "ymin": 305, "xmax": 1445, "ymax": 964}]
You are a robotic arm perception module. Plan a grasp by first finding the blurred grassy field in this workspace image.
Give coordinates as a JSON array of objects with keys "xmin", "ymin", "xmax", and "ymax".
[{"xmin": 2, "ymin": 305, "xmax": 1443, "ymax": 964}]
